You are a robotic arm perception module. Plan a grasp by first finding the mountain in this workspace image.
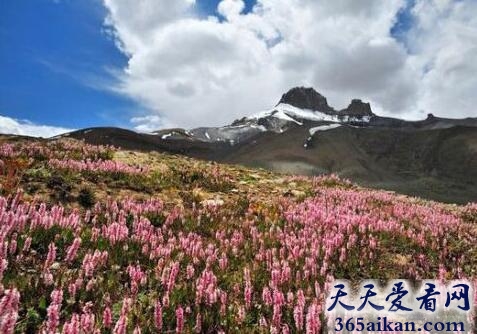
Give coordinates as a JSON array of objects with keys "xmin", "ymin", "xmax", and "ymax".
[{"xmin": 64, "ymin": 87, "xmax": 477, "ymax": 204}]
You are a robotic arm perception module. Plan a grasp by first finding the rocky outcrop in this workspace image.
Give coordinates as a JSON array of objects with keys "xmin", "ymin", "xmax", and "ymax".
[
  {"xmin": 278, "ymin": 87, "xmax": 334, "ymax": 113},
  {"xmin": 340, "ymin": 99, "xmax": 375, "ymax": 118}
]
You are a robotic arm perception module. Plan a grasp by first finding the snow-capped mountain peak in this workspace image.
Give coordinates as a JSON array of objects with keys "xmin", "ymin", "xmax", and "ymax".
[
  {"xmin": 246, "ymin": 87, "xmax": 375, "ymax": 127},
  {"xmin": 247, "ymin": 103, "xmax": 354, "ymax": 124},
  {"xmin": 157, "ymin": 87, "xmax": 376, "ymax": 144}
]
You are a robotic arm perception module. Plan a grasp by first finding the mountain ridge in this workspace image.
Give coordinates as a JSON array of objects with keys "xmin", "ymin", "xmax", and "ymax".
[{"xmin": 54, "ymin": 87, "xmax": 477, "ymax": 203}]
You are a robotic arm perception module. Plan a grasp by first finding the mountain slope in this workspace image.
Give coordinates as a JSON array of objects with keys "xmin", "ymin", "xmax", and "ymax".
[
  {"xmin": 64, "ymin": 127, "xmax": 231, "ymax": 160},
  {"xmin": 62, "ymin": 87, "xmax": 477, "ymax": 204},
  {"xmin": 219, "ymin": 125, "xmax": 477, "ymax": 203}
]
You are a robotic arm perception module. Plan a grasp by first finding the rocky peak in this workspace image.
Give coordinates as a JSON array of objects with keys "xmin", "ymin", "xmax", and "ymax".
[
  {"xmin": 278, "ymin": 87, "xmax": 334, "ymax": 113},
  {"xmin": 340, "ymin": 99, "xmax": 374, "ymax": 118}
]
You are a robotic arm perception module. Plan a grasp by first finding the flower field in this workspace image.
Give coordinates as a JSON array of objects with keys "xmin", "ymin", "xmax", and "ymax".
[{"xmin": 0, "ymin": 137, "xmax": 476, "ymax": 333}]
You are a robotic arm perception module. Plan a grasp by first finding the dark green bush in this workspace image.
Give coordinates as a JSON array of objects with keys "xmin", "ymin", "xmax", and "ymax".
[
  {"xmin": 78, "ymin": 187, "xmax": 96, "ymax": 208},
  {"xmin": 47, "ymin": 174, "xmax": 73, "ymax": 202}
]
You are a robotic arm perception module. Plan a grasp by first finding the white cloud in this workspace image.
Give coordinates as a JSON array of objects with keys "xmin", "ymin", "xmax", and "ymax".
[
  {"xmin": 102, "ymin": 0, "xmax": 197, "ymax": 55},
  {"xmin": 102, "ymin": 0, "xmax": 477, "ymax": 129},
  {"xmin": 218, "ymin": 0, "xmax": 245, "ymax": 19},
  {"xmin": 130, "ymin": 115, "xmax": 169, "ymax": 133},
  {"xmin": 0, "ymin": 115, "xmax": 73, "ymax": 138},
  {"xmin": 409, "ymin": 0, "xmax": 477, "ymax": 118}
]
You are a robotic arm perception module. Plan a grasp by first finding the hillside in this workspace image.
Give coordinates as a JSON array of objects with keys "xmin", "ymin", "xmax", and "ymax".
[
  {"xmin": 0, "ymin": 136, "xmax": 476, "ymax": 332},
  {"xmin": 221, "ymin": 125, "xmax": 477, "ymax": 204},
  {"xmin": 63, "ymin": 87, "xmax": 477, "ymax": 205}
]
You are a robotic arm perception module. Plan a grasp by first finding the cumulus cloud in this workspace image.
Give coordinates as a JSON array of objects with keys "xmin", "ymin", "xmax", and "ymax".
[
  {"xmin": 102, "ymin": 0, "xmax": 477, "ymax": 129},
  {"xmin": 409, "ymin": 0, "xmax": 477, "ymax": 117},
  {"xmin": 218, "ymin": 0, "xmax": 245, "ymax": 19},
  {"xmin": 0, "ymin": 115, "xmax": 73, "ymax": 138}
]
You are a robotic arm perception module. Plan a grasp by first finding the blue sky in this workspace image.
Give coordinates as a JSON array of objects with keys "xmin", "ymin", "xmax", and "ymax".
[
  {"xmin": 0, "ymin": 0, "xmax": 256, "ymax": 131},
  {"xmin": 198, "ymin": 0, "xmax": 256, "ymax": 17},
  {"xmin": 0, "ymin": 0, "xmax": 134, "ymax": 129}
]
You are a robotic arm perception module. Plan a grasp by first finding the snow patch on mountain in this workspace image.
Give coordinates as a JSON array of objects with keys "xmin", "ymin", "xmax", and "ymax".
[
  {"xmin": 248, "ymin": 103, "xmax": 372, "ymax": 124},
  {"xmin": 309, "ymin": 124, "xmax": 342, "ymax": 135},
  {"xmin": 249, "ymin": 103, "xmax": 336, "ymax": 123}
]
